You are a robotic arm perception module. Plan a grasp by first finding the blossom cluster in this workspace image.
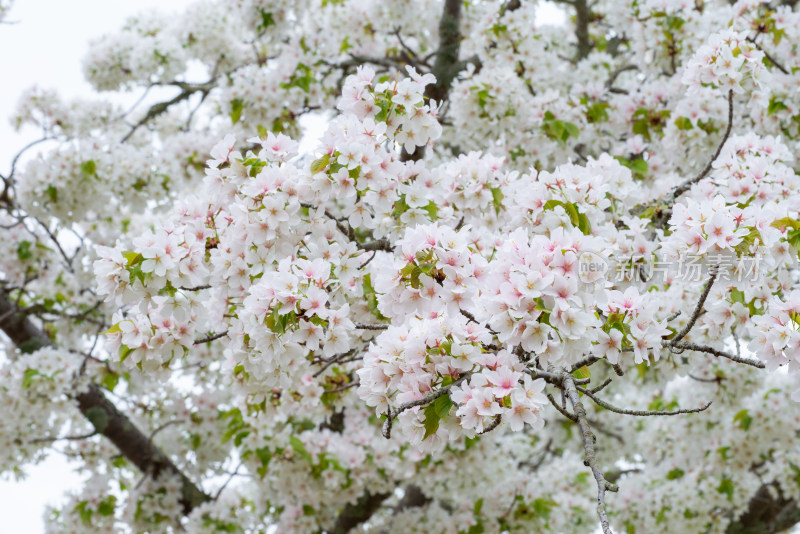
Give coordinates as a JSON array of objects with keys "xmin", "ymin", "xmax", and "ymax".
[
  {"xmin": 709, "ymin": 133, "xmax": 800, "ymax": 208},
  {"xmin": 663, "ymin": 195, "xmax": 761, "ymax": 258},
  {"xmin": 357, "ymin": 314, "xmax": 547, "ymax": 452},
  {"xmin": 681, "ymin": 29, "xmax": 770, "ymax": 94},
  {"xmin": 749, "ymin": 291, "xmax": 800, "ymax": 374}
]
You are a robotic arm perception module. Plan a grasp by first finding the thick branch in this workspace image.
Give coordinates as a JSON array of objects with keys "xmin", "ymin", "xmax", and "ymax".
[
  {"xmin": 402, "ymin": 0, "xmax": 463, "ymax": 162},
  {"xmin": 75, "ymin": 384, "xmax": 209, "ymax": 513},
  {"xmin": 329, "ymin": 491, "xmax": 390, "ymax": 534},
  {"xmin": 573, "ymin": 0, "xmax": 593, "ymax": 60},
  {"xmin": 727, "ymin": 483, "xmax": 800, "ymax": 534},
  {"xmin": 0, "ymin": 292, "xmax": 211, "ymax": 514},
  {"xmin": 428, "ymin": 0, "xmax": 463, "ymax": 105}
]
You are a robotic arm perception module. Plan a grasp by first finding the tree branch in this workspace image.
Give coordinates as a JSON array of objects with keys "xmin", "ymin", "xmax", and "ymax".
[
  {"xmin": 669, "ymin": 267, "xmax": 718, "ymax": 346},
  {"xmin": 329, "ymin": 491, "xmax": 391, "ymax": 534},
  {"xmin": 667, "ymin": 341, "xmax": 765, "ymax": 369},
  {"xmin": 667, "ymin": 89, "xmax": 734, "ymax": 201},
  {"xmin": 573, "ymin": 0, "xmax": 593, "ymax": 61},
  {"xmin": 0, "ymin": 292, "xmax": 211, "ymax": 514},
  {"xmin": 382, "ymin": 373, "xmax": 470, "ymax": 439},
  {"xmin": 576, "ymin": 385, "xmax": 712, "ymax": 416},
  {"xmin": 402, "ymin": 0, "xmax": 463, "ymax": 162},
  {"xmin": 557, "ymin": 368, "xmax": 618, "ymax": 534}
]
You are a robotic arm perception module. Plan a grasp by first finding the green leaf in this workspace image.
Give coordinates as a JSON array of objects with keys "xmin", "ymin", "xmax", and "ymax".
[
  {"xmin": 629, "ymin": 158, "xmax": 648, "ymax": 178},
  {"xmin": 102, "ymin": 371, "xmax": 120, "ymax": 392},
  {"xmin": 543, "ymin": 199, "xmax": 565, "ymax": 212},
  {"xmin": 392, "ymin": 194, "xmax": 410, "ymax": 218},
  {"xmin": 633, "ymin": 117, "xmax": 650, "ymax": 140},
  {"xmin": 80, "ymin": 160, "xmax": 96, "ymax": 177},
  {"xmin": 586, "ymin": 101, "xmax": 609, "ymax": 123},
  {"xmin": 729, "ymin": 288, "xmax": 745, "ymax": 304},
  {"xmin": 362, "ymin": 274, "xmax": 388, "ymax": 321},
  {"xmin": 674, "ymin": 116, "xmax": 693, "ymax": 130},
  {"xmin": 733, "ymin": 227, "xmax": 763, "ymax": 256},
  {"xmin": 733, "ymin": 409, "xmax": 752, "ymax": 431},
  {"xmin": 717, "ymin": 477, "xmax": 734, "ymax": 500},
  {"xmin": 310, "ymin": 154, "xmax": 330, "ymax": 174},
  {"xmin": 666, "ymin": 468, "xmax": 684, "ymax": 480},
  {"xmin": 290, "ymin": 435, "xmax": 313, "ymax": 464},
  {"xmin": 573, "ymin": 366, "xmax": 591, "ymax": 380},
  {"xmin": 257, "ymin": 9, "xmax": 275, "ymax": 31},
  {"xmin": 787, "ymin": 228, "xmax": 800, "ymax": 251},
  {"xmin": 490, "ymin": 186, "xmax": 504, "ymax": 214},
  {"xmin": 666, "ymin": 15, "xmax": 685, "ymax": 30},
  {"xmin": 22, "ymin": 368, "xmax": 39, "ymax": 388},
  {"xmin": 280, "ymin": 63, "xmax": 314, "ymax": 93},
  {"xmin": 97, "ymin": 495, "xmax": 116, "ymax": 517},
  {"xmin": 423, "ymin": 394, "xmax": 453, "ymax": 440},
  {"xmin": 119, "ymin": 344, "xmax": 133, "ymax": 364},
  {"xmin": 768, "ymin": 97, "xmax": 789, "ymax": 116},
  {"xmin": 577, "ymin": 212, "xmax": 592, "ymax": 235},
  {"xmin": 16, "ymin": 240, "xmax": 33, "ymax": 261},
  {"xmin": 422, "ymin": 201, "xmax": 438, "ymax": 220},
  {"xmin": 122, "ymin": 251, "xmax": 142, "ymax": 266},
  {"xmin": 532, "ymin": 498, "xmax": 556, "ymax": 520},
  {"xmin": 339, "ymin": 35, "xmax": 351, "ymax": 54},
  {"xmin": 230, "ymin": 98, "xmax": 243, "ymax": 125},
  {"xmin": 44, "ymin": 185, "xmax": 58, "ymax": 203},
  {"xmin": 564, "ymin": 122, "xmax": 580, "ymax": 140},
  {"xmin": 771, "ymin": 217, "xmax": 800, "ymax": 231},
  {"xmin": 74, "ymin": 501, "xmax": 92, "ymax": 524},
  {"xmin": 255, "ymin": 446, "xmax": 272, "ymax": 478}
]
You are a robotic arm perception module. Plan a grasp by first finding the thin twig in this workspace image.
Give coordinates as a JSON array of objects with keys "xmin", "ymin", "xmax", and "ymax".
[
  {"xmin": 668, "ymin": 90, "xmax": 734, "ymax": 200},
  {"xmin": 688, "ymin": 373, "xmax": 722, "ymax": 384},
  {"xmin": 149, "ymin": 420, "xmax": 184, "ymax": 440},
  {"xmin": 589, "ymin": 377, "xmax": 613, "ymax": 394},
  {"xmin": 667, "ymin": 341, "xmax": 765, "ymax": 368},
  {"xmin": 605, "ymin": 64, "xmax": 637, "ymax": 94},
  {"xmin": 179, "ymin": 284, "xmax": 211, "ymax": 291},
  {"xmin": 326, "ymin": 381, "xmax": 360, "ymax": 393},
  {"xmin": 214, "ymin": 462, "xmax": 243, "ymax": 500},
  {"xmin": 358, "ymin": 250, "xmax": 377, "ymax": 270},
  {"xmin": 382, "ymin": 373, "xmax": 470, "ymax": 439},
  {"xmin": 670, "ymin": 268, "xmax": 718, "ymax": 345},
  {"xmin": 746, "ymin": 36, "xmax": 789, "ymax": 75},
  {"xmin": 30, "ymin": 430, "xmax": 99, "ymax": 444},
  {"xmin": 525, "ymin": 367, "xmax": 590, "ymax": 385},
  {"xmin": 570, "ymin": 356, "xmax": 600, "ymax": 373},
  {"xmin": 193, "ymin": 331, "xmax": 228, "ymax": 344},
  {"xmin": 6, "ymin": 136, "xmax": 56, "ymax": 182},
  {"xmin": 354, "ymin": 323, "xmax": 389, "ymax": 331},
  {"xmin": 576, "ymin": 386, "xmax": 712, "ymax": 416},
  {"xmin": 359, "ymin": 239, "xmax": 393, "ymax": 252},
  {"xmin": 546, "ymin": 391, "xmax": 578, "ymax": 422},
  {"xmin": 478, "ymin": 414, "xmax": 502, "ymax": 434}
]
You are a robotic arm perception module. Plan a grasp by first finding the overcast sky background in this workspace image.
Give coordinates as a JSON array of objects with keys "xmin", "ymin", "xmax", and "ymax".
[{"xmin": 0, "ymin": 1, "xmax": 564, "ymax": 531}]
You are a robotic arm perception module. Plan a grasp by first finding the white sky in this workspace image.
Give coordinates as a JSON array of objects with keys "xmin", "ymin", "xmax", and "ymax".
[{"xmin": 0, "ymin": 1, "xmax": 565, "ymax": 531}]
